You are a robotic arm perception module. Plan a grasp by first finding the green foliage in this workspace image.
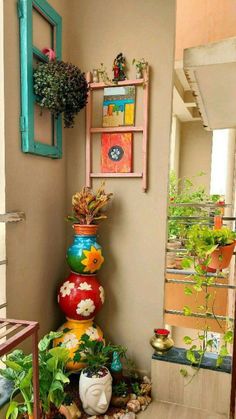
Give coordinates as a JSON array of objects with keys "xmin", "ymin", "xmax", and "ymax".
[
  {"xmin": 66, "ymin": 182, "xmax": 113, "ymax": 225},
  {"xmin": 131, "ymin": 382, "xmax": 142, "ymax": 396},
  {"xmin": 0, "ymin": 331, "xmax": 70, "ymax": 418},
  {"xmin": 132, "ymin": 58, "xmax": 148, "ymax": 71},
  {"xmin": 34, "ymin": 60, "xmax": 88, "ymax": 128},
  {"xmin": 112, "ymin": 381, "xmax": 128, "ymax": 397},
  {"xmin": 73, "ymin": 334, "xmax": 127, "ymax": 375},
  {"xmin": 168, "ymin": 170, "xmax": 220, "ymax": 240},
  {"xmin": 186, "ymin": 225, "xmax": 236, "ymax": 259}
]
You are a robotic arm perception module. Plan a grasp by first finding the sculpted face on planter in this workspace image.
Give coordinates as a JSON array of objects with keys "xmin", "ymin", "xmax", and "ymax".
[{"xmin": 79, "ymin": 369, "xmax": 112, "ymax": 415}]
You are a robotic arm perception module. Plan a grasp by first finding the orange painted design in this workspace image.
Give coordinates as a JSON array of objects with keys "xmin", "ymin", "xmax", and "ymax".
[
  {"xmin": 101, "ymin": 133, "xmax": 132, "ymax": 173},
  {"xmin": 81, "ymin": 246, "xmax": 104, "ymax": 273},
  {"xmin": 73, "ymin": 224, "xmax": 98, "ymax": 236}
]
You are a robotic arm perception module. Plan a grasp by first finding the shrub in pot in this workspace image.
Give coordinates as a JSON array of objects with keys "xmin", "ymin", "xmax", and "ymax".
[
  {"xmin": 111, "ymin": 381, "xmax": 130, "ymax": 407},
  {"xmin": 186, "ymin": 225, "xmax": 236, "ymax": 271},
  {"xmin": 33, "ymin": 59, "xmax": 88, "ymax": 128},
  {"xmin": 74, "ymin": 334, "xmax": 126, "ymax": 416},
  {"xmin": 66, "ymin": 183, "xmax": 113, "ymax": 274},
  {"xmin": 0, "ymin": 331, "xmax": 71, "ymax": 419}
]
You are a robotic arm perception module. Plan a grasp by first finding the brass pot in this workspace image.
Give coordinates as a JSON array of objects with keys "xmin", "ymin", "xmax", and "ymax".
[{"xmin": 150, "ymin": 328, "xmax": 174, "ymax": 355}]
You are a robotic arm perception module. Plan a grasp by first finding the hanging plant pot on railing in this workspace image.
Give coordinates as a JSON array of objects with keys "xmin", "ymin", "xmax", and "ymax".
[{"xmin": 33, "ymin": 51, "xmax": 88, "ymax": 128}]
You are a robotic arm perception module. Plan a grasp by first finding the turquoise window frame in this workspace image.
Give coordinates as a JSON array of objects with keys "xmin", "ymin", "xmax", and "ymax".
[{"xmin": 18, "ymin": 0, "xmax": 62, "ymax": 158}]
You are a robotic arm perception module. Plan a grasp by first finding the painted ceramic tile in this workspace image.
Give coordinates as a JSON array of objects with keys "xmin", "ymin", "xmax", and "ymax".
[
  {"xmin": 101, "ymin": 133, "xmax": 132, "ymax": 173},
  {"xmin": 102, "ymin": 86, "xmax": 135, "ymax": 127}
]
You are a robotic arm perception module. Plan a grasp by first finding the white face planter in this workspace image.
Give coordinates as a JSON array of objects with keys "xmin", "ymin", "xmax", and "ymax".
[{"xmin": 79, "ymin": 368, "xmax": 112, "ymax": 415}]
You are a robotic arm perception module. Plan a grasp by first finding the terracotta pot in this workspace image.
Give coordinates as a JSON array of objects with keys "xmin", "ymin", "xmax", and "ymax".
[
  {"xmin": 59, "ymin": 402, "xmax": 81, "ymax": 419},
  {"xmin": 111, "ymin": 394, "xmax": 130, "ymax": 407},
  {"xmin": 73, "ymin": 224, "xmax": 98, "ymax": 236},
  {"xmin": 209, "ymin": 241, "xmax": 236, "ymax": 270},
  {"xmin": 174, "ymin": 256, "xmax": 184, "ymax": 270}
]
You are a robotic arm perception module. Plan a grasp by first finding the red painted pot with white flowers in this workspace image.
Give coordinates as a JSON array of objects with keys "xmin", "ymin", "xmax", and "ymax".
[
  {"xmin": 66, "ymin": 224, "xmax": 105, "ymax": 275},
  {"xmin": 58, "ymin": 272, "xmax": 105, "ymax": 321}
]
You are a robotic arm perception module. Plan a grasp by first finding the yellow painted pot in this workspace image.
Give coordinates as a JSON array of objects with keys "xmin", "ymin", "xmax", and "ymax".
[{"xmin": 54, "ymin": 318, "xmax": 103, "ymax": 371}]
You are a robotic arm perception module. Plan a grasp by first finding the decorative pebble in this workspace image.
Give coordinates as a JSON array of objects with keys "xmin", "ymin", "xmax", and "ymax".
[
  {"xmin": 127, "ymin": 399, "xmax": 141, "ymax": 413},
  {"xmin": 144, "ymin": 395, "xmax": 152, "ymax": 405},
  {"xmin": 120, "ymin": 413, "xmax": 136, "ymax": 419},
  {"xmin": 137, "ymin": 396, "xmax": 147, "ymax": 406},
  {"xmin": 143, "ymin": 376, "xmax": 151, "ymax": 384},
  {"xmin": 140, "ymin": 383, "xmax": 152, "ymax": 395},
  {"xmin": 141, "ymin": 405, "xmax": 147, "ymax": 411},
  {"xmin": 129, "ymin": 393, "xmax": 137, "ymax": 400}
]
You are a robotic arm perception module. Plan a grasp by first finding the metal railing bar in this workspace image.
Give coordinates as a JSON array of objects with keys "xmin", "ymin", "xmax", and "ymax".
[
  {"xmin": 168, "ymin": 215, "xmax": 236, "ymax": 221},
  {"xmin": 169, "ymin": 203, "xmax": 232, "ymax": 208},
  {"xmin": 166, "ymin": 278, "xmax": 236, "ymax": 289},
  {"xmin": 166, "ymin": 269, "xmax": 226, "ymax": 278},
  {"xmin": 0, "ymin": 303, "xmax": 7, "ymax": 310},
  {"xmin": 0, "ymin": 260, "xmax": 6, "ymax": 266},
  {"xmin": 165, "ymin": 309, "xmax": 233, "ymax": 322}
]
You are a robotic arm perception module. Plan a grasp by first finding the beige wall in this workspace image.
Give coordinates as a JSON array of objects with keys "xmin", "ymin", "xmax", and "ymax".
[
  {"xmin": 176, "ymin": 0, "xmax": 236, "ymax": 60},
  {"xmin": 4, "ymin": 0, "xmax": 69, "ymax": 337},
  {"xmin": 179, "ymin": 121, "xmax": 212, "ymax": 192},
  {"xmin": 65, "ymin": 0, "xmax": 176, "ymax": 373}
]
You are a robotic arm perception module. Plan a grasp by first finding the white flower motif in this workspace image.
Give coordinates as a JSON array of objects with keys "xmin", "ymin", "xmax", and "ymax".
[
  {"xmin": 76, "ymin": 299, "xmax": 95, "ymax": 317},
  {"xmin": 86, "ymin": 327, "xmax": 99, "ymax": 340},
  {"xmin": 99, "ymin": 286, "xmax": 105, "ymax": 304},
  {"xmin": 62, "ymin": 333, "xmax": 78, "ymax": 349},
  {"xmin": 60, "ymin": 281, "xmax": 75, "ymax": 297},
  {"xmin": 78, "ymin": 282, "xmax": 92, "ymax": 291}
]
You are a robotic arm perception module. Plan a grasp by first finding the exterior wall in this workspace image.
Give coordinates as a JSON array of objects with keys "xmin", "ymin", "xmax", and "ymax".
[
  {"xmin": 176, "ymin": 0, "xmax": 236, "ymax": 60},
  {"xmin": 179, "ymin": 121, "xmax": 212, "ymax": 192},
  {"xmin": 65, "ymin": 0, "xmax": 176, "ymax": 373},
  {"xmin": 4, "ymin": 0, "xmax": 69, "ymax": 337}
]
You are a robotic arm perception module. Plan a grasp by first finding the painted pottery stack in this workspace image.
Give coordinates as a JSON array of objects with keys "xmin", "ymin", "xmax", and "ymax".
[{"xmin": 55, "ymin": 224, "xmax": 105, "ymax": 370}]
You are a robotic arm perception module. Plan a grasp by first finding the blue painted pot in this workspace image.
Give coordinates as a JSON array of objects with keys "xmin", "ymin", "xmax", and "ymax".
[{"xmin": 66, "ymin": 224, "xmax": 104, "ymax": 274}]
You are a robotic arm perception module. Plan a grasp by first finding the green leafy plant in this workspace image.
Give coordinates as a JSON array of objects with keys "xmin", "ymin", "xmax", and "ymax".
[
  {"xmin": 180, "ymin": 225, "xmax": 235, "ymax": 382},
  {"xmin": 132, "ymin": 58, "xmax": 148, "ymax": 72},
  {"xmin": 0, "ymin": 331, "xmax": 71, "ymax": 419},
  {"xmin": 186, "ymin": 225, "xmax": 236, "ymax": 259},
  {"xmin": 34, "ymin": 60, "xmax": 88, "ymax": 128},
  {"xmin": 112, "ymin": 381, "xmax": 128, "ymax": 397},
  {"xmin": 168, "ymin": 170, "xmax": 220, "ymax": 241},
  {"xmin": 66, "ymin": 182, "xmax": 113, "ymax": 225},
  {"xmin": 73, "ymin": 334, "xmax": 127, "ymax": 377}
]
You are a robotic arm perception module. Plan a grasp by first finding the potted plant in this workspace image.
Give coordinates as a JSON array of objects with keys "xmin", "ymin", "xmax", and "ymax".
[
  {"xmin": 33, "ymin": 58, "xmax": 88, "ymax": 128},
  {"xmin": 179, "ymin": 227, "xmax": 234, "ymax": 382},
  {"xmin": 111, "ymin": 381, "xmax": 130, "ymax": 407},
  {"xmin": 74, "ymin": 334, "xmax": 126, "ymax": 416},
  {"xmin": 167, "ymin": 171, "xmax": 221, "ymax": 269},
  {"xmin": 0, "ymin": 331, "xmax": 71, "ymax": 419},
  {"xmin": 186, "ymin": 225, "xmax": 236, "ymax": 271},
  {"xmin": 132, "ymin": 58, "xmax": 148, "ymax": 79},
  {"xmin": 66, "ymin": 183, "xmax": 113, "ymax": 274}
]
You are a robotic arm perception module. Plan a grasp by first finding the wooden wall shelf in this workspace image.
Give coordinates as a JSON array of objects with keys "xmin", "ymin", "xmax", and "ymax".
[{"xmin": 85, "ymin": 69, "xmax": 149, "ymax": 192}]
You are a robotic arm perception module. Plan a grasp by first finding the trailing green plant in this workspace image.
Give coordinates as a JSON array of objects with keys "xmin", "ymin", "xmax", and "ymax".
[
  {"xmin": 33, "ymin": 60, "xmax": 88, "ymax": 128},
  {"xmin": 0, "ymin": 331, "xmax": 71, "ymax": 419},
  {"xmin": 185, "ymin": 225, "xmax": 236, "ymax": 259},
  {"xmin": 168, "ymin": 170, "xmax": 220, "ymax": 241},
  {"xmin": 112, "ymin": 381, "xmax": 128, "ymax": 397},
  {"xmin": 132, "ymin": 58, "xmax": 148, "ymax": 72},
  {"xmin": 66, "ymin": 182, "xmax": 113, "ymax": 225},
  {"xmin": 179, "ymin": 225, "xmax": 234, "ymax": 382},
  {"xmin": 73, "ymin": 334, "xmax": 127, "ymax": 376}
]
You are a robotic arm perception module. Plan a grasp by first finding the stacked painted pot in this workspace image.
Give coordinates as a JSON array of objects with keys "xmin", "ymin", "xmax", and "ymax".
[{"xmin": 55, "ymin": 224, "xmax": 105, "ymax": 370}]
